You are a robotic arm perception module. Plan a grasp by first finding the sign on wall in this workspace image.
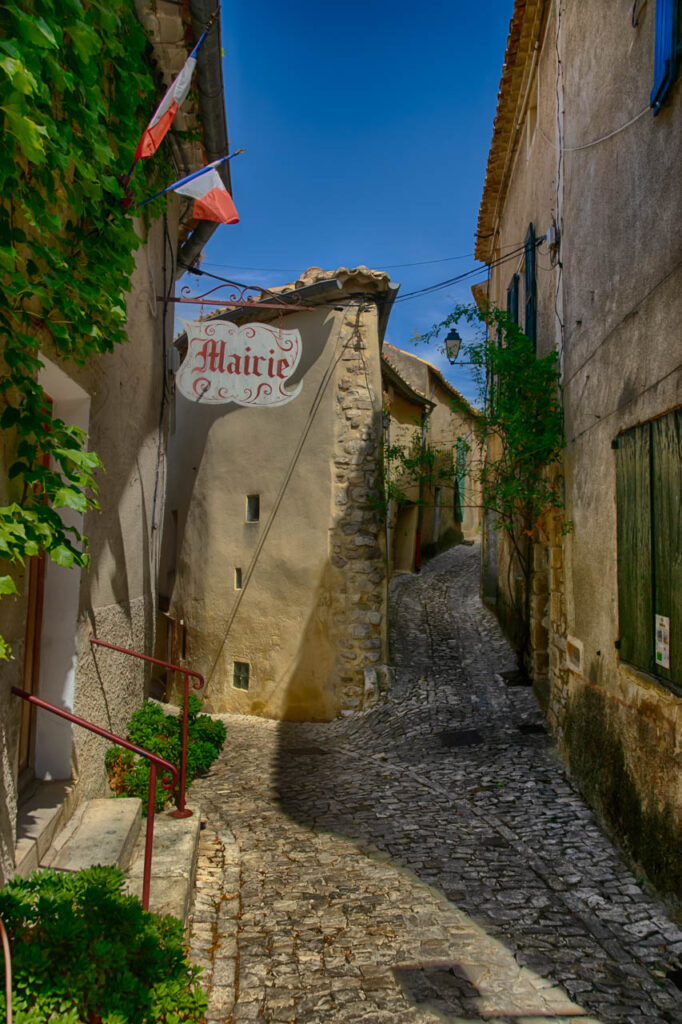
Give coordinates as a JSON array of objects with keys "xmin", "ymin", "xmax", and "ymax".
[{"xmin": 176, "ymin": 320, "xmax": 303, "ymax": 406}]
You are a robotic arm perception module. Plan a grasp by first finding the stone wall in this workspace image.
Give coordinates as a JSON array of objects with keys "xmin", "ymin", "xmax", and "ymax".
[{"xmin": 329, "ymin": 305, "xmax": 387, "ymax": 711}]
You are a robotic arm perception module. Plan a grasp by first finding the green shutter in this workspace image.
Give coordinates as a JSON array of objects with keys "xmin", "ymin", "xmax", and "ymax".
[
  {"xmin": 651, "ymin": 409, "xmax": 682, "ymax": 685},
  {"xmin": 616, "ymin": 424, "xmax": 654, "ymax": 672}
]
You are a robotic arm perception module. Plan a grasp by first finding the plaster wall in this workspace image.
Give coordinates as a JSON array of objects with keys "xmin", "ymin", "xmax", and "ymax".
[
  {"xmin": 166, "ymin": 280, "xmax": 389, "ymax": 721},
  {"xmin": 480, "ymin": 0, "xmax": 682, "ymax": 899},
  {"xmin": 383, "ymin": 345, "xmax": 482, "ymax": 546},
  {"xmin": 549, "ymin": 1, "xmax": 682, "ymax": 898},
  {"xmin": 0, "ymin": 209, "xmax": 179, "ymax": 881}
]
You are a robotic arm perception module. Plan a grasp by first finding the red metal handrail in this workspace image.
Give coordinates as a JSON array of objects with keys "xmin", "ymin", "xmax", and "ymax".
[
  {"xmin": 1, "ymin": 917, "xmax": 11, "ymax": 1024},
  {"xmin": 88, "ymin": 638, "xmax": 205, "ymax": 818},
  {"xmin": 11, "ymin": 687, "xmax": 177, "ymax": 911}
]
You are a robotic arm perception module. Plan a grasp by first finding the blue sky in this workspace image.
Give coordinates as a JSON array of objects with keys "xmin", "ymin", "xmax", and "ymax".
[{"xmin": 191, "ymin": 1, "xmax": 512, "ymax": 404}]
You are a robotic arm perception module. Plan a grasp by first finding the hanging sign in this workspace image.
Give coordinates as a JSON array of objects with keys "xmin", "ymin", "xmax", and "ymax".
[{"xmin": 176, "ymin": 320, "xmax": 303, "ymax": 406}]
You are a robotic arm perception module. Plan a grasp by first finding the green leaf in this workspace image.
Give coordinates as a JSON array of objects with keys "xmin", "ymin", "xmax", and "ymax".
[
  {"xmin": 49, "ymin": 545, "xmax": 76, "ymax": 568},
  {"xmin": 53, "ymin": 487, "xmax": 87, "ymax": 513},
  {"xmin": 0, "ymin": 575, "xmax": 18, "ymax": 595},
  {"xmin": 1, "ymin": 101, "xmax": 48, "ymax": 163}
]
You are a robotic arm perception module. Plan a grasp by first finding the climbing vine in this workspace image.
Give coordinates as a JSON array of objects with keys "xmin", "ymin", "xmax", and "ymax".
[
  {"xmin": 380, "ymin": 425, "xmax": 459, "ymax": 514},
  {"xmin": 0, "ymin": 1, "xmax": 172, "ymax": 656},
  {"xmin": 419, "ymin": 303, "xmax": 567, "ymax": 659}
]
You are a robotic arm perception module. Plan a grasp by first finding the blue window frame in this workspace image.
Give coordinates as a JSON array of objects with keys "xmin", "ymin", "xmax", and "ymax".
[
  {"xmin": 524, "ymin": 224, "xmax": 537, "ymax": 349},
  {"xmin": 506, "ymin": 273, "xmax": 519, "ymax": 325},
  {"xmin": 651, "ymin": 0, "xmax": 682, "ymax": 114}
]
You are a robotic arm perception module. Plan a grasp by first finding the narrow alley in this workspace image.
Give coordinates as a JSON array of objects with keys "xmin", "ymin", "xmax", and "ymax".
[{"xmin": 188, "ymin": 544, "xmax": 682, "ymax": 1024}]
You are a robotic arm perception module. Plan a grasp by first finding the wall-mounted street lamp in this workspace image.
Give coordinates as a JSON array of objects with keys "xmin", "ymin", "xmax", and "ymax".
[{"xmin": 445, "ymin": 327, "xmax": 462, "ymax": 364}]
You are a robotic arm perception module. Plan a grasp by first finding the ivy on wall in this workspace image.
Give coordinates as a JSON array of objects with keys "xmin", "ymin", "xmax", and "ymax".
[{"xmin": 0, "ymin": 1, "xmax": 171, "ymax": 657}]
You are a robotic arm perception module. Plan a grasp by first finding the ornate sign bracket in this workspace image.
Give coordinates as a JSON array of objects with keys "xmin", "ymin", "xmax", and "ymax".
[{"xmin": 157, "ymin": 280, "xmax": 315, "ymax": 312}]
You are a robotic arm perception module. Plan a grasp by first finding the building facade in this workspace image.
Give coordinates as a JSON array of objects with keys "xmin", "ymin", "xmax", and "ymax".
[
  {"xmin": 163, "ymin": 267, "xmax": 398, "ymax": 721},
  {"xmin": 0, "ymin": 0, "xmax": 230, "ymax": 884},
  {"xmin": 477, "ymin": 0, "xmax": 682, "ymax": 898},
  {"xmin": 383, "ymin": 343, "xmax": 482, "ymax": 569}
]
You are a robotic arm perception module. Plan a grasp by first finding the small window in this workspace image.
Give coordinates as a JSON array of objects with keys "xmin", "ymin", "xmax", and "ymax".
[
  {"xmin": 234, "ymin": 567, "xmax": 242, "ymax": 590},
  {"xmin": 246, "ymin": 494, "xmax": 260, "ymax": 522},
  {"xmin": 651, "ymin": 0, "xmax": 682, "ymax": 114},
  {"xmin": 233, "ymin": 661, "xmax": 250, "ymax": 690}
]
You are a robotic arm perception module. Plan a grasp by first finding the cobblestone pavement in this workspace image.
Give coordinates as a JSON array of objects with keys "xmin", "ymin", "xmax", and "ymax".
[{"xmin": 188, "ymin": 543, "xmax": 682, "ymax": 1024}]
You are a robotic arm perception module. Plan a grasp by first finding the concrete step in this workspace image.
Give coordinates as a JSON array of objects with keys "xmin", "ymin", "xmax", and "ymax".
[
  {"xmin": 15, "ymin": 779, "xmax": 79, "ymax": 877},
  {"xmin": 43, "ymin": 798, "xmax": 141, "ymax": 873},
  {"xmin": 125, "ymin": 804, "xmax": 201, "ymax": 925}
]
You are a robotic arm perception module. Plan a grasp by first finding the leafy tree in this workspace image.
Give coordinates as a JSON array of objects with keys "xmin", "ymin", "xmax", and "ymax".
[{"xmin": 419, "ymin": 303, "xmax": 567, "ymax": 664}]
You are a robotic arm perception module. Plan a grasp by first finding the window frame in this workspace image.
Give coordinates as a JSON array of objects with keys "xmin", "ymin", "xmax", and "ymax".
[
  {"xmin": 615, "ymin": 408, "xmax": 681, "ymax": 690},
  {"xmin": 233, "ymin": 660, "xmax": 250, "ymax": 690},
  {"xmin": 651, "ymin": 0, "xmax": 682, "ymax": 114}
]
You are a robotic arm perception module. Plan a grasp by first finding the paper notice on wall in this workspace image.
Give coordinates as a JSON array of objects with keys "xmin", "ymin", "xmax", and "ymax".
[{"xmin": 655, "ymin": 614, "xmax": 670, "ymax": 670}]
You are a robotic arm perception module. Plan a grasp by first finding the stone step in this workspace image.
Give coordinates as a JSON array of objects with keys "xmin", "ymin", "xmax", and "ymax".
[
  {"xmin": 124, "ymin": 804, "xmax": 201, "ymax": 925},
  {"xmin": 44, "ymin": 797, "xmax": 141, "ymax": 873},
  {"xmin": 15, "ymin": 779, "xmax": 79, "ymax": 877}
]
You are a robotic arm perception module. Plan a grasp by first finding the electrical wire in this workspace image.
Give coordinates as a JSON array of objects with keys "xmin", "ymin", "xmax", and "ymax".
[
  {"xmin": 202, "ymin": 304, "xmax": 362, "ymax": 685},
  {"xmin": 537, "ymin": 104, "xmax": 649, "ymax": 153},
  {"xmin": 200, "ymin": 253, "xmax": 478, "ymax": 274},
  {"xmin": 393, "ymin": 241, "xmax": 532, "ymax": 303}
]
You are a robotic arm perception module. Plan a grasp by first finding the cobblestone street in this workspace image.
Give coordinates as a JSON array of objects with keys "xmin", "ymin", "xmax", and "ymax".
[{"xmin": 188, "ymin": 543, "xmax": 682, "ymax": 1024}]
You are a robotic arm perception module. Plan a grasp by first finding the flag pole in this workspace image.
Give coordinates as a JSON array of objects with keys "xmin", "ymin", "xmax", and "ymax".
[{"xmin": 136, "ymin": 150, "xmax": 244, "ymax": 208}]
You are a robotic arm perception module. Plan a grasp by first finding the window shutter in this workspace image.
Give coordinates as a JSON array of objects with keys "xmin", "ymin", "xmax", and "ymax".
[
  {"xmin": 506, "ymin": 273, "xmax": 519, "ymax": 325},
  {"xmin": 616, "ymin": 424, "xmax": 654, "ymax": 672},
  {"xmin": 651, "ymin": 0, "xmax": 680, "ymax": 114},
  {"xmin": 651, "ymin": 409, "xmax": 682, "ymax": 684},
  {"xmin": 524, "ymin": 224, "xmax": 537, "ymax": 348}
]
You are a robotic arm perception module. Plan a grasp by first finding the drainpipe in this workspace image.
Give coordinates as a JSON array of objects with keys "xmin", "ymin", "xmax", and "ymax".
[{"xmin": 414, "ymin": 407, "xmax": 429, "ymax": 572}]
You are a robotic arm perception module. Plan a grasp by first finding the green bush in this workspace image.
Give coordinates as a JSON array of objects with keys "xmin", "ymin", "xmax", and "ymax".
[
  {"xmin": 0, "ymin": 866, "xmax": 206, "ymax": 1023},
  {"xmin": 105, "ymin": 696, "xmax": 226, "ymax": 813}
]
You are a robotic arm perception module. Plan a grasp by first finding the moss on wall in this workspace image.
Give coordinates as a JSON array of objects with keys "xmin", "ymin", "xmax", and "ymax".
[{"xmin": 564, "ymin": 684, "xmax": 682, "ymax": 903}]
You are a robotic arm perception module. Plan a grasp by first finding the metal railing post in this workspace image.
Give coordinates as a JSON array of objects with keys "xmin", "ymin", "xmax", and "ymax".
[
  {"xmin": 0, "ymin": 918, "xmax": 12, "ymax": 1024},
  {"xmin": 143, "ymin": 763, "xmax": 157, "ymax": 909},
  {"xmin": 88, "ymin": 638, "xmax": 205, "ymax": 816},
  {"xmin": 169, "ymin": 673, "xmax": 192, "ymax": 819}
]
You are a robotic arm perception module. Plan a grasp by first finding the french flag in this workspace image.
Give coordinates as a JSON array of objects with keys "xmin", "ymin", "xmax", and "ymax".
[
  {"xmin": 174, "ymin": 162, "xmax": 240, "ymax": 224},
  {"xmin": 134, "ymin": 33, "xmax": 206, "ymax": 163}
]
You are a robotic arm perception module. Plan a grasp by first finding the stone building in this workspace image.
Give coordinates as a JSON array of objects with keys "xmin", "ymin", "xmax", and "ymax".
[
  {"xmin": 163, "ymin": 267, "xmax": 398, "ymax": 721},
  {"xmin": 476, "ymin": 0, "xmax": 682, "ymax": 899},
  {"xmin": 382, "ymin": 344, "xmax": 482, "ymax": 570},
  {"xmin": 0, "ymin": 0, "xmax": 230, "ymax": 884}
]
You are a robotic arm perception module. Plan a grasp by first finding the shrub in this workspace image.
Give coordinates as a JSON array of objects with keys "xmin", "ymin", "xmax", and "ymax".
[
  {"xmin": 106, "ymin": 696, "xmax": 226, "ymax": 813},
  {"xmin": 0, "ymin": 866, "xmax": 206, "ymax": 1023}
]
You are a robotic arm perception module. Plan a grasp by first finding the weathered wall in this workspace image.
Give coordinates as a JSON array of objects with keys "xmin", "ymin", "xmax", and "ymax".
[
  {"xmin": 0, "ymin": 208, "xmax": 178, "ymax": 882},
  {"xmin": 549, "ymin": 1, "xmax": 682, "ymax": 900},
  {"xmin": 382, "ymin": 344, "xmax": 482, "ymax": 550},
  {"xmin": 165, "ymin": 269, "xmax": 392, "ymax": 721},
  {"xmin": 478, "ymin": 0, "xmax": 682, "ymax": 901}
]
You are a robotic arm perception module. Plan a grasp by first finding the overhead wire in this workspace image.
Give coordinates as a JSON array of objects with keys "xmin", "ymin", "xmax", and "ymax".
[
  {"xmin": 183, "ymin": 240, "xmax": 539, "ymax": 312},
  {"xmin": 393, "ymin": 241, "xmax": 533, "ymax": 303}
]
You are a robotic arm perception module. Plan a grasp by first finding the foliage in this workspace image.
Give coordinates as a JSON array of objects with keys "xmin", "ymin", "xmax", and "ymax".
[
  {"xmin": 420, "ymin": 302, "xmax": 566, "ymax": 537},
  {"xmin": 0, "ymin": 865, "xmax": 206, "ymax": 1023},
  {"xmin": 419, "ymin": 303, "xmax": 567, "ymax": 658},
  {"xmin": 0, "ymin": 0, "xmax": 173, "ymax": 656},
  {"xmin": 106, "ymin": 696, "xmax": 227, "ymax": 813},
  {"xmin": 378, "ymin": 421, "xmax": 462, "ymax": 518}
]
